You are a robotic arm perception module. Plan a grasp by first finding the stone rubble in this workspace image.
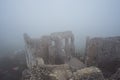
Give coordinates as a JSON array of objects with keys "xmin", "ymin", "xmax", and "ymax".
[
  {"xmin": 73, "ymin": 67, "xmax": 105, "ymax": 80},
  {"xmin": 22, "ymin": 65, "xmax": 105, "ymax": 80},
  {"xmin": 67, "ymin": 57, "xmax": 86, "ymax": 71}
]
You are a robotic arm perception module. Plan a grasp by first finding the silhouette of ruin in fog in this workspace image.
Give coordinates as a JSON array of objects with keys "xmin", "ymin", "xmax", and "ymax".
[{"xmin": 21, "ymin": 31, "xmax": 120, "ymax": 80}]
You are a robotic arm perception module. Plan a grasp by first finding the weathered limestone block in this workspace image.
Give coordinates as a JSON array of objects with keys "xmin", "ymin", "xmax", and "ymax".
[
  {"xmin": 36, "ymin": 57, "xmax": 44, "ymax": 65},
  {"xmin": 24, "ymin": 34, "xmax": 50, "ymax": 68},
  {"xmin": 22, "ymin": 64, "xmax": 70, "ymax": 80},
  {"xmin": 51, "ymin": 36, "xmax": 65, "ymax": 64},
  {"xmin": 51, "ymin": 31, "xmax": 75, "ymax": 62},
  {"xmin": 85, "ymin": 36, "xmax": 120, "ymax": 77},
  {"xmin": 68, "ymin": 57, "xmax": 86, "ymax": 71},
  {"xmin": 30, "ymin": 65, "xmax": 52, "ymax": 80},
  {"xmin": 73, "ymin": 67, "xmax": 105, "ymax": 80},
  {"xmin": 49, "ymin": 64, "xmax": 72, "ymax": 80},
  {"xmin": 48, "ymin": 45, "xmax": 56, "ymax": 64},
  {"xmin": 24, "ymin": 33, "xmax": 36, "ymax": 69},
  {"xmin": 50, "ymin": 70, "xmax": 72, "ymax": 80}
]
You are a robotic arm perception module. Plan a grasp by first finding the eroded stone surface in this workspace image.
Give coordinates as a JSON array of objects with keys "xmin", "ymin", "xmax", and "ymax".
[
  {"xmin": 73, "ymin": 67, "xmax": 105, "ymax": 80},
  {"xmin": 22, "ymin": 65, "xmax": 105, "ymax": 80},
  {"xmin": 22, "ymin": 64, "xmax": 71, "ymax": 80},
  {"xmin": 68, "ymin": 57, "xmax": 86, "ymax": 71},
  {"xmin": 23, "ymin": 31, "xmax": 75, "ymax": 69},
  {"xmin": 85, "ymin": 36, "xmax": 120, "ymax": 77}
]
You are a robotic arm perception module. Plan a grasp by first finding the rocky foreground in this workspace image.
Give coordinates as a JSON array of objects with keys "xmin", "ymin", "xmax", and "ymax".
[{"xmin": 22, "ymin": 58, "xmax": 120, "ymax": 80}]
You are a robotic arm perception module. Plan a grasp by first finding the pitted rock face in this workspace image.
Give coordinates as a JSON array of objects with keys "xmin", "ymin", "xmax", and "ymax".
[
  {"xmin": 73, "ymin": 67, "xmax": 105, "ymax": 80},
  {"xmin": 85, "ymin": 37, "xmax": 120, "ymax": 77},
  {"xmin": 68, "ymin": 57, "xmax": 86, "ymax": 71},
  {"xmin": 50, "ymin": 69, "xmax": 72, "ymax": 80},
  {"xmin": 31, "ymin": 65, "xmax": 52, "ymax": 80},
  {"xmin": 22, "ymin": 64, "xmax": 72, "ymax": 80}
]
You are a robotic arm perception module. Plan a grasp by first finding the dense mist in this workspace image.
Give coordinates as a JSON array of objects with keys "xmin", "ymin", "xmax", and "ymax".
[{"xmin": 0, "ymin": 0, "xmax": 120, "ymax": 55}]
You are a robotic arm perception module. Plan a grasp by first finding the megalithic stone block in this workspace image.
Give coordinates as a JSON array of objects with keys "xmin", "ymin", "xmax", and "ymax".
[{"xmin": 85, "ymin": 36, "xmax": 120, "ymax": 78}]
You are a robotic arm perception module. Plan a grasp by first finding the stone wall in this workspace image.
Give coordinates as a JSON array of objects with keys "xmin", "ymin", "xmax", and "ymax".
[
  {"xmin": 23, "ymin": 31, "xmax": 75, "ymax": 69},
  {"xmin": 85, "ymin": 36, "xmax": 120, "ymax": 77}
]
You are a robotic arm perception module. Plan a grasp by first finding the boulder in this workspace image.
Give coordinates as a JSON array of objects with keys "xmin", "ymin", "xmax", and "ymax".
[
  {"xmin": 68, "ymin": 57, "xmax": 86, "ymax": 71},
  {"xmin": 73, "ymin": 67, "xmax": 105, "ymax": 80}
]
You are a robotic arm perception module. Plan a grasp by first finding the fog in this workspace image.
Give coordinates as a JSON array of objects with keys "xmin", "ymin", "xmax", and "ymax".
[{"xmin": 0, "ymin": 0, "xmax": 120, "ymax": 55}]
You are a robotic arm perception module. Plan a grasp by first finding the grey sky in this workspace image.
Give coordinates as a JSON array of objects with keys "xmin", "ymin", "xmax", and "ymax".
[{"xmin": 0, "ymin": 0, "xmax": 120, "ymax": 54}]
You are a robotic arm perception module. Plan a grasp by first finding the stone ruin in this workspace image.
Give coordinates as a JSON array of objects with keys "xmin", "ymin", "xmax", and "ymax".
[
  {"xmin": 24, "ymin": 31, "xmax": 75, "ymax": 69},
  {"xmin": 23, "ymin": 31, "xmax": 120, "ymax": 80},
  {"xmin": 23, "ymin": 31, "xmax": 106, "ymax": 80},
  {"xmin": 85, "ymin": 36, "xmax": 120, "ymax": 78}
]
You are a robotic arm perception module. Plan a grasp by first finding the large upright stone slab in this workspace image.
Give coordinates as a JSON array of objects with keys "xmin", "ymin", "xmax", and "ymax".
[
  {"xmin": 85, "ymin": 36, "xmax": 120, "ymax": 77},
  {"xmin": 51, "ymin": 31, "xmax": 75, "ymax": 62}
]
